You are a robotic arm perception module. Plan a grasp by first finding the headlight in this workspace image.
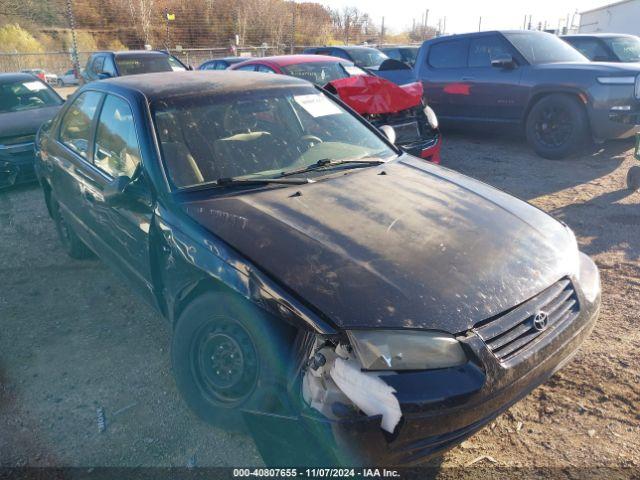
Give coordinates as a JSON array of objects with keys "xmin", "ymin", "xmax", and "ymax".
[
  {"xmin": 597, "ymin": 76, "xmax": 636, "ymax": 85},
  {"xmin": 423, "ymin": 105, "xmax": 439, "ymax": 129},
  {"xmin": 577, "ymin": 251, "xmax": 600, "ymax": 303},
  {"xmin": 347, "ymin": 330, "xmax": 467, "ymax": 371}
]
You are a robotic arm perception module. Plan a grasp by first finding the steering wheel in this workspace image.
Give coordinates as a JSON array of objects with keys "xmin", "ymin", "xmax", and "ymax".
[{"xmin": 300, "ymin": 135, "xmax": 323, "ymax": 148}]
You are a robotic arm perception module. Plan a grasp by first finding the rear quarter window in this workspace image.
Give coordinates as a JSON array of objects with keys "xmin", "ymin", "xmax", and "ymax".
[{"xmin": 428, "ymin": 40, "xmax": 469, "ymax": 68}]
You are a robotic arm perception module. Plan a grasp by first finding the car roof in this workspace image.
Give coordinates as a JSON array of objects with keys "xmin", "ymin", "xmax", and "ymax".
[
  {"xmin": 380, "ymin": 45, "xmax": 419, "ymax": 49},
  {"xmin": 91, "ymin": 50, "xmax": 171, "ymax": 57},
  {"xmin": 92, "ymin": 70, "xmax": 312, "ymax": 101},
  {"xmin": 423, "ymin": 30, "xmax": 551, "ymax": 43},
  {"xmin": 236, "ymin": 55, "xmax": 346, "ymax": 67},
  {"xmin": 202, "ymin": 57, "xmax": 247, "ymax": 63},
  {"xmin": 0, "ymin": 72, "xmax": 44, "ymax": 83},
  {"xmin": 562, "ymin": 33, "xmax": 638, "ymax": 39}
]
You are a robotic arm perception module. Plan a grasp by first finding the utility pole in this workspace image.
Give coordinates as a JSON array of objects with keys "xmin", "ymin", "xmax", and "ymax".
[
  {"xmin": 380, "ymin": 16, "xmax": 385, "ymax": 45},
  {"xmin": 478, "ymin": 16, "xmax": 482, "ymax": 31},
  {"xmin": 290, "ymin": 1, "xmax": 296, "ymax": 54},
  {"xmin": 65, "ymin": 0, "xmax": 80, "ymax": 79},
  {"xmin": 424, "ymin": 9, "xmax": 429, "ymax": 39},
  {"xmin": 443, "ymin": 16, "xmax": 447, "ymax": 35}
]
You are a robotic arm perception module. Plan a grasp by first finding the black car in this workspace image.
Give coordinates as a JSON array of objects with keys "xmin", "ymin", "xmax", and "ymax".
[
  {"xmin": 83, "ymin": 50, "xmax": 188, "ymax": 82},
  {"xmin": 411, "ymin": 30, "xmax": 640, "ymax": 159},
  {"xmin": 0, "ymin": 73, "xmax": 63, "ymax": 188},
  {"xmin": 562, "ymin": 34, "xmax": 640, "ymax": 63},
  {"xmin": 35, "ymin": 71, "xmax": 600, "ymax": 466},
  {"xmin": 198, "ymin": 56, "xmax": 249, "ymax": 70},
  {"xmin": 303, "ymin": 46, "xmax": 389, "ymax": 70},
  {"xmin": 379, "ymin": 45, "xmax": 419, "ymax": 66}
]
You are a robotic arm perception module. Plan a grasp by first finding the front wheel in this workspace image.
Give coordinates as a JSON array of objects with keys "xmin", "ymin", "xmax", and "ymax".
[
  {"xmin": 627, "ymin": 165, "xmax": 640, "ymax": 191},
  {"xmin": 171, "ymin": 291, "xmax": 294, "ymax": 428},
  {"xmin": 525, "ymin": 94, "xmax": 590, "ymax": 160}
]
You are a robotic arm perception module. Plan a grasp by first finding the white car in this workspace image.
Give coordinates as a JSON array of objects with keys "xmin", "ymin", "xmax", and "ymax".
[{"xmin": 57, "ymin": 69, "xmax": 80, "ymax": 86}]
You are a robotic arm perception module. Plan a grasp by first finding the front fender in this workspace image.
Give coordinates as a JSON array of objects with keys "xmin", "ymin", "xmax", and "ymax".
[{"xmin": 154, "ymin": 206, "xmax": 337, "ymax": 335}]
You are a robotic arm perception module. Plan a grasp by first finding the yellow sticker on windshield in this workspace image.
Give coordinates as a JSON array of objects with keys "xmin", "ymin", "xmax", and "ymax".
[{"xmin": 293, "ymin": 94, "xmax": 342, "ymax": 117}]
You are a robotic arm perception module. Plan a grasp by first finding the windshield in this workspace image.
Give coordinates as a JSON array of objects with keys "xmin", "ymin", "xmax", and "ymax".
[
  {"xmin": 115, "ymin": 55, "xmax": 186, "ymax": 76},
  {"xmin": 0, "ymin": 79, "xmax": 62, "ymax": 113},
  {"xmin": 504, "ymin": 32, "xmax": 588, "ymax": 64},
  {"xmin": 281, "ymin": 62, "xmax": 351, "ymax": 85},
  {"xmin": 603, "ymin": 36, "xmax": 640, "ymax": 62},
  {"xmin": 153, "ymin": 86, "xmax": 395, "ymax": 189},
  {"xmin": 347, "ymin": 48, "xmax": 389, "ymax": 68}
]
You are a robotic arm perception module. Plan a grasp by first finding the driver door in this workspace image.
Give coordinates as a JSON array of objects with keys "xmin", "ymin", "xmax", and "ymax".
[{"xmin": 85, "ymin": 93, "xmax": 156, "ymax": 303}]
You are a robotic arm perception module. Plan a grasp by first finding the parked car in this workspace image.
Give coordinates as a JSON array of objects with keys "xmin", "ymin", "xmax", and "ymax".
[
  {"xmin": 379, "ymin": 45, "xmax": 420, "ymax": 66},
  {"xmin": 21, "ymin": 69, "xmax": 59, "ymax": 85},
  {"xmin": 83, "ymin": 50, "xmax": 189, "ymax": 82},
  {"xmin": 58, "ymin": 68, "xmax": 81, "ymax": 86},
  {"xmin": 409, "ymin": 30, "xmax": 640, "ymax": 159},
  {"xmin": 35, "ymin": 71, "xmax": 600, "ymax": 466},
  {"xmin": 303, "ymin": 46, "xmax": 389, "ymax": 71},
  {"xmin": 562, "ymin": 34, "xmax": 640, "ymax": 63},
  {"xmin": 231, "ymin": 54, "xmax": 441, "ymax": 162},
  {"xmin": 0, "ymin": 73, "xmax": 64, "ymax": 188},
  {"xmin": 198, "ymin": 56, "xmax": 250, "ymax": 70},
  {"xmin": 628, "ymin": 133, "xmax": 640, "ymax": 190}
]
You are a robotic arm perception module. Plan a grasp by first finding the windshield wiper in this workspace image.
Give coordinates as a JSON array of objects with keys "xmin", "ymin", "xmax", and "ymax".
[
  {"xmin": 215, "ymin": 177, "xmax": 313, "ymax": 186},
  {"xmin": 182, "ymin": 176, "xmax": 312, "ymax": 192},
  {"xmin": 279, "ymin": 157, "xmax": 385, "ymax": 178}
]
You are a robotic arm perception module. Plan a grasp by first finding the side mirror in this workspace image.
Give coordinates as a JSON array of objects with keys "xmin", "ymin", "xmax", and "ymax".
[
  {"xmin": 97, "ymin": 72, "xmax": 112, "ymax": 80},
  {"xmin": 103, "ymin": 175, "xmax": 132, "ymax": 205},
  {"xmin": 491, "ymin": 55, "xmax": 516, "ymax": 69},
  {"xmin": 380, "ymin": 125, "xmax": 396, "ymax": 144},
  {"xmin": 187, "ymin": 65, "xmax": 194, "ymax": 71}
]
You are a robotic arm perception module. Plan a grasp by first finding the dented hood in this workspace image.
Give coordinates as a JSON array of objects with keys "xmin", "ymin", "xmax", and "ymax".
[
  {"xmin": 183, "ymin": 155, "xmax": 576, "ymax": 332},
  {"xmin": 326, "ymin": 76, "xmax": 423, "ymax": 115}
]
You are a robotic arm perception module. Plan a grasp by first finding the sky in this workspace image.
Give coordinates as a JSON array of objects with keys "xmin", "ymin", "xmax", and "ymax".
[{"xmin": 312, "ymin": 0, "xmax": 615, "ymax": 34}]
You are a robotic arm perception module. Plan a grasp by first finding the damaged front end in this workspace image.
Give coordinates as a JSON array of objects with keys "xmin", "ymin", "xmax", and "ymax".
[{"xmin": 325, "ymin": 76, "xmax": 441, "ymax": 163}]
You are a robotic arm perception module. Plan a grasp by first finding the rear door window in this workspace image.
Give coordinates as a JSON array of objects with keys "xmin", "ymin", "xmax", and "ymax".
[
  {"xmin": 256, "ymin": 65, "xmax": 276, "ymax": 73},
  {"xmin": 93, "ymin": 95, "xmax": 141, "ymax": 178},
  {"xmin": 58, "ymin": 91, "xmax": 103, "ymax": 158},
  {"xmin": 428, "ymin": 40, "xmax": 469, "ymax": 68},
  {"xmin": 468, "ymin": 35, "xmax": 513, "ymax": 67}
]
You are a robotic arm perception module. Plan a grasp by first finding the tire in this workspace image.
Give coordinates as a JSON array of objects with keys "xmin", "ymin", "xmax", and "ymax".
[
  {"xmin": 627, "ymin": 165, "xmax": 640, "ymax": 191},
  {"xmin": 525, "ymin": 94, "xmax": 590, "ymax": 160},
  {"xmin": 171, "ymin": 291, "xmax": 295, "ymax": 429},
  {"xmin": 51, "ymin": 196, "xmax": 93, "ymax": 259}
]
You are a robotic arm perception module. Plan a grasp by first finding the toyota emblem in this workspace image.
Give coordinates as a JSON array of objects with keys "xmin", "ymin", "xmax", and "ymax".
[{"xmin": 533, "ymin": 311, "xmax": 549, "ymax": 331}]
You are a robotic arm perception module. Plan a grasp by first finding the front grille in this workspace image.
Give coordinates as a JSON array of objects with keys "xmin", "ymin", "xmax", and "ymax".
[
  {"xmin": 474, "ymin": 278, "xmax": 579, "ymax": 362},
  {"xmin": 368, "ymin": 106, "xmax": 437, "ymax": 146}
]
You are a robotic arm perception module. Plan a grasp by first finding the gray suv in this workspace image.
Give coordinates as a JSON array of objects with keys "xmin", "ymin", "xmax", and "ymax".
[
  {"xmin": 408, "ymin": 30, "xmax": 640, "ymax": 159},
  {"xmin": 83, "ymin": 50, "xmax": 188, "ymax": 83}
]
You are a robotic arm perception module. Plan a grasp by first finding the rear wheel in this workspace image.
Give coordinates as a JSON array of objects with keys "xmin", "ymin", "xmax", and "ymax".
[
  {"xmin": 51, "ymin": 197, "xmax": 92, "ymax": 259},
  {"xmin": 171, "ymin": 291, "xmax": 294, "ymax": 429},
  {"xmin": 627, "ymin": 165, "xmax": 640, "ymax": 191},
  {"xmin": 525, "ymin": 94, "xmax": 589, "ymax": 159}
]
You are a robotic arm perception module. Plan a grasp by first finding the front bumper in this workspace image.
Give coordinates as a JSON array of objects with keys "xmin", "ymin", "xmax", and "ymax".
[
  {"xmin": 0, "ymin": 141, "xmax": 37, "ymax": 188},
  {"xmin": 293, "ymin": 278, "xmax": 600, "ymax": 466},
  {"xmin": 400, "ymin": 133, "xmax": 442, "ymax": 164},
  {"xmin": 587, "ymin": 86, "xmax": 640, "ymax": 140}
]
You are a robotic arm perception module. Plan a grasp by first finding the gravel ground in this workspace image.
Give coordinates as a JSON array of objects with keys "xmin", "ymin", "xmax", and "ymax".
[{"xmin": 0, "ymin": 130, "xmax": 638, "ymax": 474}]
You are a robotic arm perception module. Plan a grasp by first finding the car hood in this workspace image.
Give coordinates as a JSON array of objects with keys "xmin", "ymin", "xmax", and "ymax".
[
  {"xmin": 182, "ymin": 155, "xmax": 576, "ymax": 332},
  {"xmin": 0, "ymin": 105, "xmax": 61, "ymax": 141},
  {"xmin": 533, "ymin": 61, "xmax": 640, "ymax": 74},
  {"xmin": 326, "ymin": 76, "xmax": 423, "ymax": 115}
]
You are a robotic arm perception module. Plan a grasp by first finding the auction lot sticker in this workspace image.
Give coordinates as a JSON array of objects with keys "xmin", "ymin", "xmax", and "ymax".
[{"xmin": 294, "ymin": 94, "xmax": 342, "ymax": 117}]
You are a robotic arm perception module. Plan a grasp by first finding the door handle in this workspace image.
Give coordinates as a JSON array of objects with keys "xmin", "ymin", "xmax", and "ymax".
[{"xmin": 83, "ymin": 190, "xmax": 97, "ymax": 203}]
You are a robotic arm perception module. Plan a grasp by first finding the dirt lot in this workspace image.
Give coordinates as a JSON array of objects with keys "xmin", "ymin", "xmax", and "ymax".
[{"xmin": 0, "ymin": 130, "xmax": 639, "ymax": 474}]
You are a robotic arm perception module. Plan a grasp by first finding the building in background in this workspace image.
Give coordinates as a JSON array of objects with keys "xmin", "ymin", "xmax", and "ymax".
[{"xmin": 579, "ymin": 0, "xmax": 640, "ymax": 35}]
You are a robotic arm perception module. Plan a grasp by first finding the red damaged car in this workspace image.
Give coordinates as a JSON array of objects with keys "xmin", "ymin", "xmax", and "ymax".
[{"xmin": 230, "ymin": 55, "xmax": 441, "ymax": 163}]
